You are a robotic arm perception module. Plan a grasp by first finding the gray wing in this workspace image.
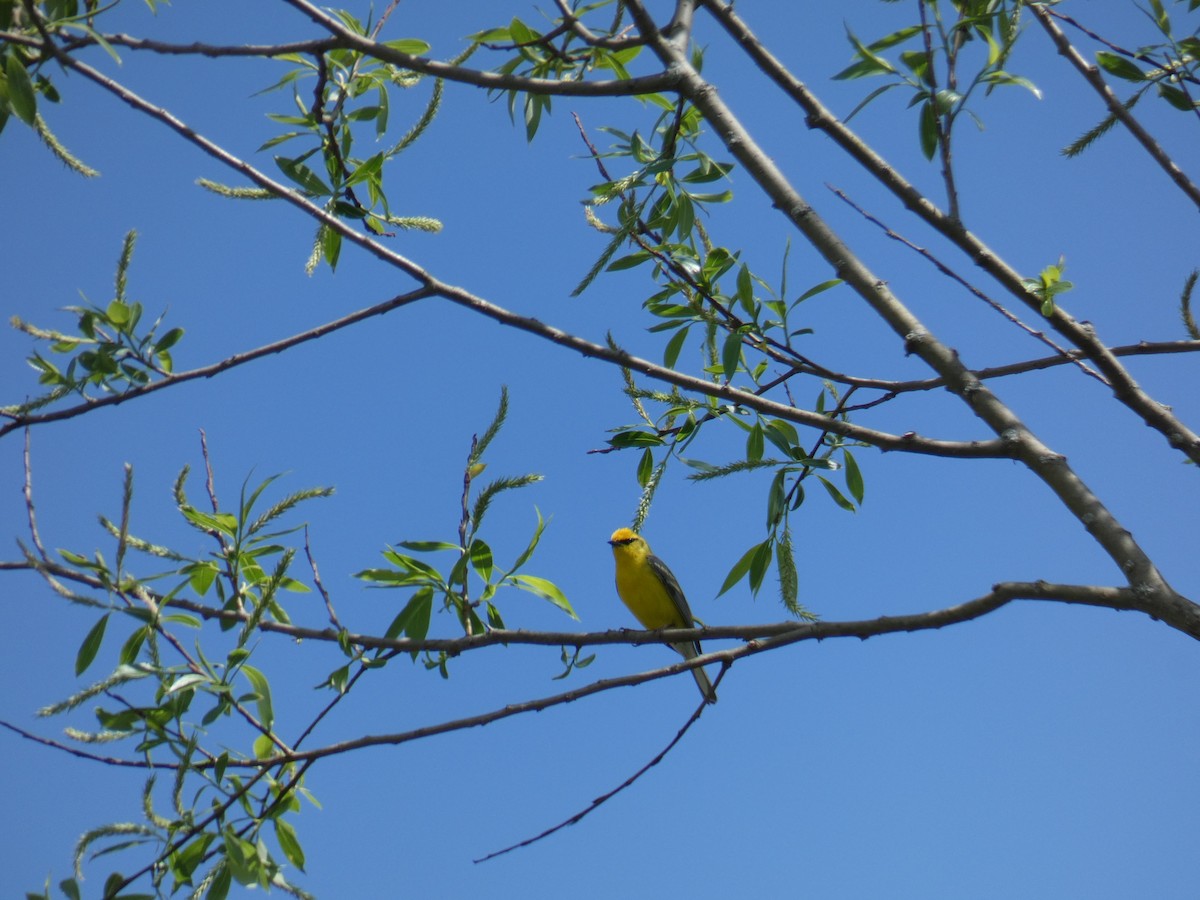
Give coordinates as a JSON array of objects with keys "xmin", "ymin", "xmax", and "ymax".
[
  {"xmin": 646, "ymin": 552, "xmax": 695, "ymax": 628},
  {"xmin": 649, "ymin": 552, "xmax": 717, "ymax": 703}
]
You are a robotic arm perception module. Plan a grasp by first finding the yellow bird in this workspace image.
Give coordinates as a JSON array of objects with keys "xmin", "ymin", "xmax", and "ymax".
[{"xmin": 608, "ymin": 527, "xmax": 717, "ymax": 703}]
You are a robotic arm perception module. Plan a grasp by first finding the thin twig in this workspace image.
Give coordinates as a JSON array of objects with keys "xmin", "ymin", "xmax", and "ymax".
[
  {"xmin": 305, "ymin": 525, "xmax": 342, "ymax": 631},
  {"xmin": 826, "ymin": 183, "xmax": 1107, "ymax": 386},
  {"xmin": 474, "ymin": 665, "xmax": 726, "ymax": 863},
  {"xmin": 0, "ymin": 288, "xmax": 434, "ymax": 439}
]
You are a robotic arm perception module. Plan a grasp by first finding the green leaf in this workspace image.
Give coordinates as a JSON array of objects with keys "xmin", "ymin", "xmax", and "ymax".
[
  {"xmin": 636, "ymin": 447, "xmax": 654, "ymax": 488},
  {"xmin": 763, "ymin": 418, "xmax": 799, "ymax": 455},
  {"xmin": 5, "ymin": 53, "xmax": 36, "ymax": 125},
  {"xmin": 717, "ymin": 540, "xmax": 768, "ymax": 597},
  {"xmin": 166, "ymin": 673, "xmax": 209, "ymax": 694},
  {"xmin": 274, "ymin": 819, "xmax": 306, "ymax": 872},
  {"xmin": 207, "ymin": 860, "xmax": 232, "ymax": 900},
  {"xmin": 508, "ymin": 16, "xmax": 538, "ymax": 46},
  {"xmin": 980, "ymin": 70, "xmax": 1042, "ymax": 99},
  {"xmin": 274, "ymin": 155, "xmax": 330, "ymax": 195},
  {"xmin": 322, "ymin": 226, "xmax": 341, "ymax": 270},
  {"xmin": 153, "ymin": 327, "xmax": 184, "ymax": 354},
  {"xmin": 1157, "ymin": 84, "xmax": 1196, "ymax": 112},
  {"xmin": 382, "ymin": 587, "xmax": 433, "ymax": 648},
  {"xmin": 1095, "ymin": 51, "xmax": 1144, "ymax": 83},
  {"xmin": 663, "ymin": 325, "xmax": 689, "ymax": 369},
  {"xmin": 105, "ymin": 299, "xmax": 131, "ymax": 327},
  {"xmin": 747, "ymin": 538, "xmax": 773, "ymax": 595},
  {"xmin": 181, "ymin": 508, "xmax": 238, "ymax": 537},
  {"xmin": 843, "ymin": 449, "xmax": 865, "ymax": 504},
  {"xmin": 397, "ymin": 540, "xmax": 460, "ymax": 552},
  {"xmin": 833, "ymin": 26, "xmax": 899, "ymax": 81},
  {"xmin": 867, "ymin": 24, "xmax": 923, "ymax": 52},
  {"xmin": 720, "ymin": 330, "xmax": 742, "ymax": 380},
  {"xmin": 818, "ymin": 475, "xmax": 856, "ymax": 512},
  {"xmin": 239, "ymin": 664, "xmax": 274, "ymax": 731},
  {"xmin": 766, "ymin": 469, "xmax": 787, "ymax": 528},
  {"xmin": 736, "ymin": 264, "xmax": 754, "ymax": 314},
  {"xmin": 385, "ymin": 38, "xmax": 431, "ymax": 56},
  {"xmin": 796, "ymin": 278, "xmax": 843, "ymax": 303},
  {"xmin": 222, "ymin": 827, "xmax": 260, "ymax": 884},
  {"xmin": 607, "ymin": 251, "xmax": 652, "ymax": 271},
  {"xmin": 919, "ymin": 100, "xmax": 939, "ymax": 160},
  {"xmin": 747, "ymin": 422, "xmax": 764, "ymax": 463},
  {"xmin": 170, "ymin": 833, "xmax": 215, "ymax": 883},
  {"xmin": 506, "ymin": 508, "xmax": 547, "ymax": 574},
  {"xmin": 608, "ymin": 430, "xmax": 664, "ymax": 449},
  {"xmin": 509, "ymin": 574, "xmax": 576, "ymax": 619},
  {"xmin": 469, "ymin": 539, "xmax": 493, "ymax": 582},
  {"xmin": 1148, "ymin": 0, "xmax": 1169, "ymax": 33},
  {"xmin": 75, "ymin": 613, "xmax": 109, "ymax": 676},
  {"xmin": 186, "ymin": 562, "xmax": 218, "ymax": 596}
]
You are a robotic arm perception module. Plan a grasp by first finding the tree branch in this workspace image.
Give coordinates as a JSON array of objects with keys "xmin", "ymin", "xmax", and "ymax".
[
  {"xmin": 627, "ymin": 0, "xmax": 1194, "ymax": 627},
  {"xmin": 696, "ymin": 0, "xmax": 1200, "ymax": 465},
  {"xmin": 1, "ymin": 288, "xmax": 435, "ymax": 438},
  {"xmin": 279, "ymin": 0, "xmax": 678, "ymax": 96},
  {"xmin": 1030, "ymin": 4, "xmax": 1200, "ymax": 211},
  {"xmin": 4, "ymin": 48, "xmax": 1000, "ymax": 459}
]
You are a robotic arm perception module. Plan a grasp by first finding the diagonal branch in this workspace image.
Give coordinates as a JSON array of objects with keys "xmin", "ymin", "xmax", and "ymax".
[
  {"xmin": 696, "ymin": 0, "xmax": 1200, "ymax": 466},
  {"xmin": 1, "ymin": 288, "xmax": 434, "ymax": 439},
  {"xmin": 624, "ymin": 0, "xmax": 1195, "ymax": 632},
  {"xmin": 279, "ymin": 0, "xmax": 679, "ymax": 96},
  {"xmin": 474, "ymin": 666, "xmax": 723, "ymax": 863},
  {"xmin": 7, "ymin": 47, "xmax": 998, "ymax": 459},
  {"xmin": 1030, "ymin": 4, "xmax": 1200, "ymax": 210},
  {"xmin": 826, "ymin": 183, "xmax": 1107, "ymax": 386}
]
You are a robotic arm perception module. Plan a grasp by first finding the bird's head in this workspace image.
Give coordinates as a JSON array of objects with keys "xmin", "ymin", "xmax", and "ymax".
[{"xmin": 608, "ymin": 527, "xmax": 640, "ymax": 547}]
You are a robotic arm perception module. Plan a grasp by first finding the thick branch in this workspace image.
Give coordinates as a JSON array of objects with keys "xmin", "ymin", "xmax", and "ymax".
[
  {"xmin": 626, "ymin": 0, "xmax": 1192, "ymax": 624},
  {"xmin": 1030, "ymin": 4, "xmax": 1200, "ymax": 211},
  {"xmin": 697, "ymin": 0, "xmax": 1200, "ymax": 465},
  {"xmin": 161, "ymin": 579, "xmax": 1196, "ymax": 770},
  {"xmin": 13, "ymin": 555, "xmax": 1195, "ymax": 645}
]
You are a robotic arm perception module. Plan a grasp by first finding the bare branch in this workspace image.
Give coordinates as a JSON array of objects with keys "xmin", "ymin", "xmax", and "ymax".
[
  {"xmin": 826, "ymin": 183, "xmax": 1107, "ymax": 386},
  {"xmin": 475, "ymin": 668, "xmax": 721, "ymax": 863}
]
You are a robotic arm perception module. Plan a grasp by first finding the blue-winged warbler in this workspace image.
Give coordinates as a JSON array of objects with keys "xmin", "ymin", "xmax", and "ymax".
[{"xmin": 608, "ymin": 527, "xmax": 717, "ymax": 703}]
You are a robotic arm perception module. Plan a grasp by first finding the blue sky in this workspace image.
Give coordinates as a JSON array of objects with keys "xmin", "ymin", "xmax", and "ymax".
[{"xmin": 3, "ymin": 1, "xmax": 1199, "ymax": 897}]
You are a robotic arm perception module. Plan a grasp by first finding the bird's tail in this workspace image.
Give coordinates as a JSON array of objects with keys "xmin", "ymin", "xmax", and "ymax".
[{"xmin": 675, "ymin": 641, "xmax": 717, "ymax": 704}]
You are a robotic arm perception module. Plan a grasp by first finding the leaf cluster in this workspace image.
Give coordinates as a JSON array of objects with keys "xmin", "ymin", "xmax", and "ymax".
[
  {"xmin": 473, "ymin": 2, "xmax": 644, "ymax": 141},
  {"xmin": 5, "ymin": 231, "xmax": 183, "ymax": 416},
  {"xmin": 34, "ymin": 461, "xmax": 330, "ymax": 898},
  {"xmin": 833, "ymin": 1, "xmax": 1040, "ymax": 161},
  {"xmin": 1063, "ymin": 0, "xmax": 1200, "ymax": 156},
  {"xmin": 354, "ymin": 388, "xmax": 575, "ymax": 678}
]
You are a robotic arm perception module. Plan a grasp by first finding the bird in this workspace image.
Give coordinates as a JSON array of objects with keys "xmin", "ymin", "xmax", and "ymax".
[{"xmin": 608, "ymin": 527, "xmax": 717, "ymax": 703}]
